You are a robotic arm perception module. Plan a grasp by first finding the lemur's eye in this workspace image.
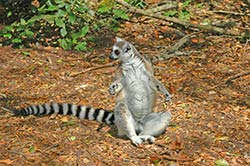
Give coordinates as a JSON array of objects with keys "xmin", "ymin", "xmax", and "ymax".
[
  {"xmin": 125, "ymin": 46, "xmax": 131, "ymax": 53},
  {"xmin": 114, "ymin": 50, "xmax": 120, "ymax": 55}
]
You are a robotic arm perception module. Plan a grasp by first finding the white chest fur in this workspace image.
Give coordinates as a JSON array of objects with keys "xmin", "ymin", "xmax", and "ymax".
[{"xmin": 121, "ymin": 59, "xmax": 154, "ymax": 120}]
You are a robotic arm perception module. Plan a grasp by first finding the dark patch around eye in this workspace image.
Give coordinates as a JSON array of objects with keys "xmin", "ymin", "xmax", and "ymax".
[{"xmin": 114, "ymin": 50, "xmax": 120, "ymax": 55}]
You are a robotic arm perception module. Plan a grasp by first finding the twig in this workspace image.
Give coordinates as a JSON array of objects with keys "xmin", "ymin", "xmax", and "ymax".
[
  {"xmin": 153, "ymin": 51, "xmax": 201, "ymax": 62},
  {"xmin": 69, "ymin": 61, "xmax": 117, "ymax": 77},
  {"xmin": 42, "ymin": 144, "xmax": 59, "ymax": 152},
  {"xmin": 115, "ymin": 0, "xmax": 241, "ymax": 36},
  {"xmin": 156, "ymin": 155, "xmax": 193, "ymax": 161},
  {"xmin": 243, "ymin": 39, "xmax": 249, "ymax": 57},
  {"xmin": 1, "ymin": 107, "xmax": 12, "ymax": 113},
  {"xmin": 225, "ymin": 71, "xmax": 250, "ymax": 84},
  {"xmin": 210, "ymin": 70, "xmax": 250, "ymax": 89},
  {"xmin": 212, "ymin": 10, "xmax": 250, "ymax": 16},
  {"xmin": 152, "ymin": 32, "xmax": 201, "ymax": 62},
  {"xmin": 146, "ymin": 2, "xmax": 177, "ymax": 13},
  {"xmin": 0, "ymin": 93, "xmax": 7, "ymax": 98},
  {"xmin": 166, "ymin": 31, "xmax": 201, "ymax": 53}
]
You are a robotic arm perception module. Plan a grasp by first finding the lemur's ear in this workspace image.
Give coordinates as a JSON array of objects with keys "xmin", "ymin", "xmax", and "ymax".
[
  {"xmin": 116, "ymin": 37, "xmax": 123, "ymax": 42},
  {"xmin": 124, "ymin": 43, "xmax": 131, "ymax": 53}
]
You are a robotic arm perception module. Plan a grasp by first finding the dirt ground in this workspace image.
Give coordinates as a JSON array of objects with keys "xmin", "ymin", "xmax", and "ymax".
[{"xmin": 0, "ymin": 24, "xmax": 250, "ymax": 165}]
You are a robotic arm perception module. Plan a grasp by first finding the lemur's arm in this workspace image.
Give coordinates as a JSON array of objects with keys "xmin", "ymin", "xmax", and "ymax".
[
  {"xmin": 147, "ymin": 73, "xmax": 172, "ymax": 102},
  {"xmin": 109, "ymin": 65, "xmax": 123, "ymax": 95},
  {"xmin": 142, "ymin": 56, "xmax": 172, "ymax": 101}
]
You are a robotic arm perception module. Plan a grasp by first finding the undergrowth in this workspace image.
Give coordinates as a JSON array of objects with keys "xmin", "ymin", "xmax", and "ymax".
[{"xmin": 0, "ymin": 0, "xmax": 137, "ymax": 51}]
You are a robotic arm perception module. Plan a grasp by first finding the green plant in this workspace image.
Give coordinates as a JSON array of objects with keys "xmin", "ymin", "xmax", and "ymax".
[
  {"xmin": 178, "ymin": 0, "xmax": 191, "ymax": 21},
  {"xmin": 98, "ymin": 0, "xmax": 129, "ymax": 21},
  {"xmin": 164, "ymin": 0, "xmax": 192, "ymax": 21},
  {"xmin": 125, "ymin": 0, "xmax": 146, "ymax": 8},
  {"xmin": 0, "ymin": 0, "xmax": 130, "ymax": 51}
]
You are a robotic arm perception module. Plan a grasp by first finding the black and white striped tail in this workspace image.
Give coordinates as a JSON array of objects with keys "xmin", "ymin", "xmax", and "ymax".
[{"xmin": 13, "ymin": 103, "xmax": 115, "ymax": 125}]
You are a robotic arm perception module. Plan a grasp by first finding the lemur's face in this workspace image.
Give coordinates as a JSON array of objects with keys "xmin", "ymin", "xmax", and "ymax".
[{"xmin": 110, "ymin": 37, "xmax": 133, "ymax": 62}]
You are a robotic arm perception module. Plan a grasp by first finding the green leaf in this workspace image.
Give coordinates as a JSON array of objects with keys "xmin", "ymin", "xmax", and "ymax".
[
  {"xmin": 76, "ymin": 5, "xmax": 89, "ymax": 13},
  {"xmin": 69, "ymin": 136, "xmax": 77, "ymax": 141},
  {"xmin": 55, "ymin": 18, "xmax": 65, "ymax": 27},
  {"xmin": 178, "ymin": 10, "xmax": 190, "ymax": 21},
  {"xmin": 38, "ymin": 4, "xmax": 46, "ymax": 13},
  {"xmin": 29, "ymin": 146, "xmax": 36, "ymax": 153},
  {"xmin": 164, "ymin": 10, "xmax": 178, "ymax": 17},
  {"xmin": 43, "ymin": 15, "xmax": 56, "ymax": 24},
  {"xmin": 113, "ymin": 9, "xmax": 129, "ymax": 20},
  {"xmin": 183, "ymin": 0, "xmax": 192, "ymax": 8},
  {"xmin": 3, "ymin": 33, "xmax": 12, "ymax": 39},
  {"xmin": 31, "ymin": 67, "xmax": 36, "ymax": 71},
  {"xmin": 56, "ymin": 59, "xmax": 63, "ymax": 63},
  {"xmin": 26, "ymin": 30, "xmax": 34, "ymax": 37},
  {"xmin": 71, "ymin": 32, "xmax": 80, "ymax": 41},
  {"xmin": 80, "ymin": 26, "xmax": 89, "ymax": 37},
  {"xmin": 98, "ymin": 0, "xmax": 113, "ymax": 13},
  {"xmin": 3, "ymin": 25, "xmax": 13, "ymax": 32},
  {"xmin": 55, "ymin": 0, "xmax": 64, "ymax": 4},
  {"xmin": 12, "ymin": 38, "xmax": 22, "ymax": 43},
  {"xmin": 58, "ymin": 38, "xmax": 72, "ymax": 50},
  {"xmin": 21, "ymin": 51, "xmax": 30, "ymax": 56},
  {"xmin": 20, "ymin": 30, "xmax": 34, "ymax": 38},
  {"xmin": 69, "ymin": 13, "xmax": 76, "ymax": 24},
  {"xmin": 196, "ymin": 3, "xmax": 203, "ymax": 8},
  {"xmin": 60, "ymin": 27, "xmax": 67, "ymax": 37},
  {"xmin": 57, "ymin": 1, "xmax": 66, "ymax": 8},
  {"xmin": 215, "ymin": 159, "xmax": 229, "ymax": 166},
  {"xmin": 27, "ymin": 15, "xmax": 43, "ymax": 24},
  {"xmin": 74, "ymin": 42, "xmax": 87, "ymax": 51},
  {"xmin": 65, "ymin": 4, "xmax": 71, "ymax": 13},
  {"xmin": 20, "ymin": 18, "xmax": 26, "ymax": 25},
  {"xmin": 98, "ymin": 6, "xmax": 111, "ymax": 13},
  {"xmin": 46, "ymin": 0, "xmax": 53, "ymax": 7},
  {"xmin": 47, "ymin": 6, "xmax": 58, "ymax": 11},
  {"xmin": 7, "ymin": 11, "xmax": 12, "ymax": 17},
  {"xmin": 57, "ymin": 9, "xmax": 66, "ymax": 17}
]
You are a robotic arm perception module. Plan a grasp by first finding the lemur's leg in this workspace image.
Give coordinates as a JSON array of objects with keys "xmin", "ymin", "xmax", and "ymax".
[
  {"xmin": 114, "ymin": 103, "xmax": 154, "ymax": 146},
  {"xmin": 139, "ymin": 111, "xmax": 171, "ymax": 137}
]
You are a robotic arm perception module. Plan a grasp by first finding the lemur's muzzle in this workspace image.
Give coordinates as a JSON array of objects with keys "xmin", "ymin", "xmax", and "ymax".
[{"xmin": 109, "ymin": 54, "xmax": 118, "ymax": 60}]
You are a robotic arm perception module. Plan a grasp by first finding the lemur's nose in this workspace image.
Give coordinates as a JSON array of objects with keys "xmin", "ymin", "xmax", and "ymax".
[{"xmin": 109, "ymin": 54, "xmax": 118, "ymax": 60}]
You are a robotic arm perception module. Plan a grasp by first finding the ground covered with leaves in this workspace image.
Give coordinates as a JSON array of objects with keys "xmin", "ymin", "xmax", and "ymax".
[
  {"xmin": 0, "ymin": 33, "xmax": 249, "ymax": 165},
  {"xmin": 1, "ymin": 1, "xmax": 250, "ymax": 165}
]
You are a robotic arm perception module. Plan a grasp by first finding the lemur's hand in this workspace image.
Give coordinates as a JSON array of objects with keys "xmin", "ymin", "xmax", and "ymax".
[
  {"xmin": 165, "ymin": 93, "xmax": 172, "ymax": 102},
  {"xmin": 109, "ymin": 82, "xmax": 122, "ymax": 95}
]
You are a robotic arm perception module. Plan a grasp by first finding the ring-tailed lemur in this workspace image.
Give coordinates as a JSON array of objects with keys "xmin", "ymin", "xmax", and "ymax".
[
  {"xmin": 109, "ymin": 37, "xmax": 172, "ymax": 145},
  {"xmin": 10, "ymin": 37, "xmax": 172, "ymax": 146}
]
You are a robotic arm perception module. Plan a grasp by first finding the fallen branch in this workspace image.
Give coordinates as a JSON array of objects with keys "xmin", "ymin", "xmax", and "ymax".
[
  {"xmin": 115, "ymin": 0, "xmax": 241, "ymax": 36},
  {"xmin": 155, "ymin": 155, "xmax": 193, "ymax": 161},
  {"xmin": 210, "ymin": 70, "xmax": 250, "ymax": 89},
  {"xmin": 69, "ymin": 61, "xmax": 117, "ymax": 77},
  {"xmin": 146, "ymin": 2, "xmax": 177, "ymax": 13},
  {"xmin": 153, "ymin": 50, "xmax": 201, "ymax": 62},
  {"xmin": 152, "ymin": 32, "xmax": 201, "ymax": 62},
  {"xmin": 225, "ymin": 71, "xmax": 250, "ymax": 84},
  {"xmin": 1, "ymin": 107, "xmax": 12, "ymax": 113},
  {"xmin": 166, "ymin": 31, "xmax": 201, "ymax": 53},
  {"xmin": 212, "ymin": 10, "xmax": 250, "ymax": 16}
]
